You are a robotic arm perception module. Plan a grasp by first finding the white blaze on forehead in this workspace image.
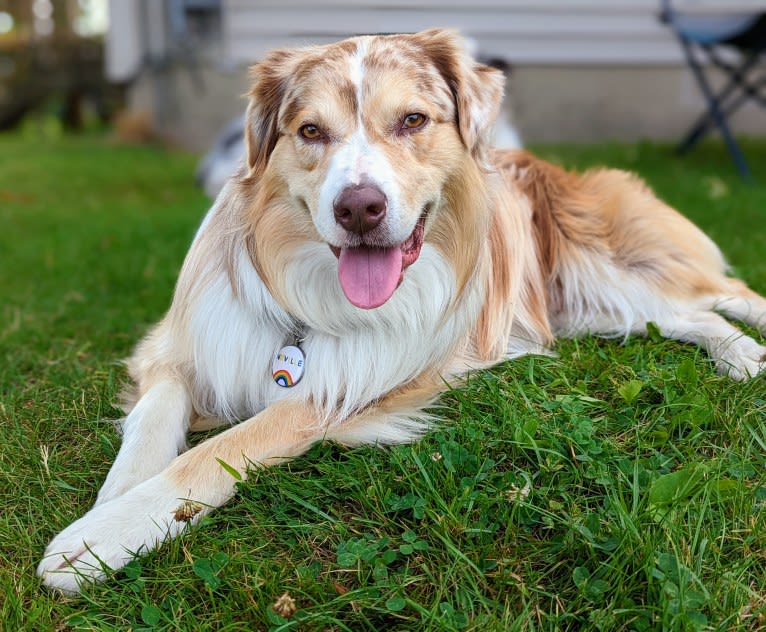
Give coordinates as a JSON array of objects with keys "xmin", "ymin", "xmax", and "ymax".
[
  {"xmin": 349, "ymin": 38, "xmax": 368, "ymax": 123},
  {"xmin": 313, "ymin": 38, "xmax": 409, "ymax": 246}
]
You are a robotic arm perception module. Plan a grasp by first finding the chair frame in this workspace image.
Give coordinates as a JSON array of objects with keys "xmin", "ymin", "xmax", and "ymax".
[{"xmin": 661, "ymin": 0, "xmax": 766, "ymax": 178}]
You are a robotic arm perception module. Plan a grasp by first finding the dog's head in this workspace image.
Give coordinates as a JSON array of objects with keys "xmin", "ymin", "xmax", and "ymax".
[{"xmin": 244, "ymin": 29, "xmax": 505, "ymax": 310}]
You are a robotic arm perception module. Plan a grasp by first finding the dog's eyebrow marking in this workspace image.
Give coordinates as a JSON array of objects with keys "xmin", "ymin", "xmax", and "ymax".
[
  {"xmin": 362, "ymin": 45, "xmax": 453, "ymax": 122},
  {"xmin": 337, "ymin": 80, "xmax": 358, "ymax": 120},
  {"xmin": 280, "ymin": 74, "xmax": 357, "ymax": 130},
  {"xmin": 281, "ymin": 94, "xmax": 304, "ymax": 129}
]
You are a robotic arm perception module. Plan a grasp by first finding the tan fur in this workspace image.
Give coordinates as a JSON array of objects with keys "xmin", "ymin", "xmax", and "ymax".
[
  {"xmin": 38, "ymin": 29, "xmax": 766, "ymax": 595},
  {"xmin": 502, "ymin": 150, "xmax": 731, "ymax": 303},
  {"xmin": 167, "ymin": 400, "xmax": 321, "ymax": 490}
]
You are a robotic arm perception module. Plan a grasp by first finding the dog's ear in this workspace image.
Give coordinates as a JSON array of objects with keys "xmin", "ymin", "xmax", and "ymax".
[
  {"xmin": 413, "ymin": 29, "xmax": 506, "ymax": 157},
  {"xmin": 244, "ymin": 49, "xmax": 300, "ymax": 179}
]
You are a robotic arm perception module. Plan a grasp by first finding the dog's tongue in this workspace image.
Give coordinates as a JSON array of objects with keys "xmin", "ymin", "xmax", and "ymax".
[{"xmin": 338, "ymin": 246, "xmax": 403, "ymax": 309}]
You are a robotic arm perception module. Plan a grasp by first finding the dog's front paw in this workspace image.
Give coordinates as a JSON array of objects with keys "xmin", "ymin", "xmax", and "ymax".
[{"xmin": 37, "ymin": 477, "xmax": 194, "ymax": 595}]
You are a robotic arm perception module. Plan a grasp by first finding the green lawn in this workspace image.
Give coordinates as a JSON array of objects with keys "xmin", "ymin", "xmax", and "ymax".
[{"xmin": 1, "ymin": 131, "xmax": 765, "ymax": 631}]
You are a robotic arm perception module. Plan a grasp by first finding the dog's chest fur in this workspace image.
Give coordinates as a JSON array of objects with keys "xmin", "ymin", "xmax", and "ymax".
[{"xmin": 180, "ymin": 234, "xmax": 482, "ymax": 423}]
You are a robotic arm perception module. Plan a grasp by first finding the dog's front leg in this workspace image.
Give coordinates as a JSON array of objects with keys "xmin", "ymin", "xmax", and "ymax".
[
  {"xmin": 37, "ymin": 400, "xmax": 323, "ymax": 595},
  {"xmin": 95, "ymin": 379, "xmax": 192, "ymax": 505}
]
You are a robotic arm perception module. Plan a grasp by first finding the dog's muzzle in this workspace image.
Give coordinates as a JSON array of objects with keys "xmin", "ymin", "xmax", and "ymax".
[{"xmin": 330, "ymin": 184, "xmax": 426, "ymax": 310}]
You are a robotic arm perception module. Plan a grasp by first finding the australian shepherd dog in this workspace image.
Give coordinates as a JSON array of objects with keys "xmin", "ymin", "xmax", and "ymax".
[{"xmin": 38, "ymin": 29, "xmax": 766, "ymax": 593}]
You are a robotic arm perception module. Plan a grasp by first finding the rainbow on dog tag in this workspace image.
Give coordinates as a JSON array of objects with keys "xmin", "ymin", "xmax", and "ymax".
[{"xmin": 272, "ymin": 345, "xmax": 305, "ymax": 387}]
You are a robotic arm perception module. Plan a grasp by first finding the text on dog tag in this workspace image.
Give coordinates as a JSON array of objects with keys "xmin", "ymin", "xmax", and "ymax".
[{"xmin": 272, "ymin": 345, "xmax": 305, "ymax": 387}]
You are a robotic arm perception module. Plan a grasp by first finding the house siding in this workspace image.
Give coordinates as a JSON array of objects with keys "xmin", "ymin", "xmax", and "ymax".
[{"xmin": 223, "ymin": 0, "xmax": 686, "ymax": 65}]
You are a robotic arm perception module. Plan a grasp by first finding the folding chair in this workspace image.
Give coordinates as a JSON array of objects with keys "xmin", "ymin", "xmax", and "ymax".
[{"xmin": 660, "ymin": 1, "xmax": 766, "ymax": 178}]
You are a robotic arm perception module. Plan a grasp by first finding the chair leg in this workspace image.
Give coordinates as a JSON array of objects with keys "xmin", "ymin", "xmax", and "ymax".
[
  {"xmin": 680, "ymin": 74, "xmax": 766, "ymax": 154},
  {"xmin": 678, "ymin": 49, "xmax": 763, "ymax": 154},
  {"xmin": 676, "ymin": 37, "xmax": 753, "ymax": 179}
]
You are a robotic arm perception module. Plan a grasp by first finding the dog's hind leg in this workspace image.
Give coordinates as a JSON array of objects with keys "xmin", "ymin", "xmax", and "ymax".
[
  {"xmin": 650, "ymin": 309, "xmax": 766, "ymax": 381},
  {"xmin": 94, "ymin": 380, "xmax": 192, "ymax": 505},
  {"xmin": 711, "ymin": 280, "xmax": 766, "ymax": 337}
]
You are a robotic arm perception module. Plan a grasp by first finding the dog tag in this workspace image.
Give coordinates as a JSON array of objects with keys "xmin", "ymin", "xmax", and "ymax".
[{"xmin": 272, "ymin": 345, "xmax": 305, "ymax": 387}]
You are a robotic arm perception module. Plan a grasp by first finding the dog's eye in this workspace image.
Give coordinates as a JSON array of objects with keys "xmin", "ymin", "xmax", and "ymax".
[
  {"xmin": 299, "ymin": 124, "xmax": 323, "ymax": 141},
  {"xmin": 400, "ymin": 113, "xmax": 428, "ymax": 133}
]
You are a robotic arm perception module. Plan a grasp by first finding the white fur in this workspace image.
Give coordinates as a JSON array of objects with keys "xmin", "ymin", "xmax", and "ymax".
[
  {"xmin": 315, "ymin": 127, "xmax": 413, "ymax": 248},
  {"xmin": 186, "ymin": 224, "xmax": 478, "ymax": 423},
  {"xmin": 95, "ymin": 381, "xmax": 191, "ymax": 505},
  {"xmin": 551, "ymin": 250, "xmax": 677, "ymax": 339},
  {"xmin": 713, "ymin": 294, "xmax": 766, "ymax": 336},
  {"xmin": 37, "ymin": 30, "xmax": 766, "ymax": 596},
  {"xmin": 282, "ymin": 244, "xmax": 479, "ymax": 421},
  {"xmin": 653, "ymin": 309, "xmax": 766, "ymax": 380},
  {"xmin": 349, "ymin": 38, "xmax": 368, "ymax": 110}
]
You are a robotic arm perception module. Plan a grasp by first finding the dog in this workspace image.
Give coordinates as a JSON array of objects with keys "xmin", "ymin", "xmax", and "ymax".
[{"xmin": 38, "ymin": 28, "xmax": 766, "ymax": 594}]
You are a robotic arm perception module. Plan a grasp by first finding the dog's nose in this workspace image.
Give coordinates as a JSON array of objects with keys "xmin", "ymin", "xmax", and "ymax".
[{"xmin": 333, "ymin": 185, "xmax": 387, "ymax": 234}]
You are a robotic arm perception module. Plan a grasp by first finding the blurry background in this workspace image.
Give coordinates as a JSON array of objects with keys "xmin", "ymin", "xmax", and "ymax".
[
  {"xmin": 0, "ymin": 0, "xmax": 763, "ymax": 151},
  {"xmin": 0, "ymin": 0, "xmax": 112, "ymax": 133}
]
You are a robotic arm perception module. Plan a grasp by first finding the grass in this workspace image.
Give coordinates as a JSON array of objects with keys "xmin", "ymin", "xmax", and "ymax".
[{"xmin": 1, "ymin": 129, "xmax": 765, "ymax": 631}]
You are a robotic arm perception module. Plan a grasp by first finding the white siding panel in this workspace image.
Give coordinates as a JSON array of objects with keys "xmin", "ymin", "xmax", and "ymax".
[
  {"xmin": 226, "ymin": 0, "xmax": 660, "ymax": 9},
  {"xmin": 225, "ymin": 36, "xmax": 682, "ymax": 66},
  {"xmin": 225, "ymin": 0, "xmax": 766, "ymax": 10},
  {"xmin": 222, "ymin": 0, "xmax": 764, "ymax": 65},
  {"xmin": 226, "ymin": 10, "xmax": 665, "ymax": 38}
]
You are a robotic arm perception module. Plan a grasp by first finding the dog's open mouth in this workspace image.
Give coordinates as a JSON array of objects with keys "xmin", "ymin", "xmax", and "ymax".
[{"xmin": 330, "ymin": 213, "xmax": 426, "ymax": 309}]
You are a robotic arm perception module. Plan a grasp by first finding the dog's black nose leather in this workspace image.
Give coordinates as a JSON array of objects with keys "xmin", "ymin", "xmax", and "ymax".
[{"xmin": 333, "ymin": 185, "xmax": 387, "ymax": 234}]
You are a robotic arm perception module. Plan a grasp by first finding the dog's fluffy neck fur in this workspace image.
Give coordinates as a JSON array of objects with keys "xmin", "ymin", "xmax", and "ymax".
[{"xmin": 142, "ymin": 161, "xmax": 523, "ymax": 429}]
